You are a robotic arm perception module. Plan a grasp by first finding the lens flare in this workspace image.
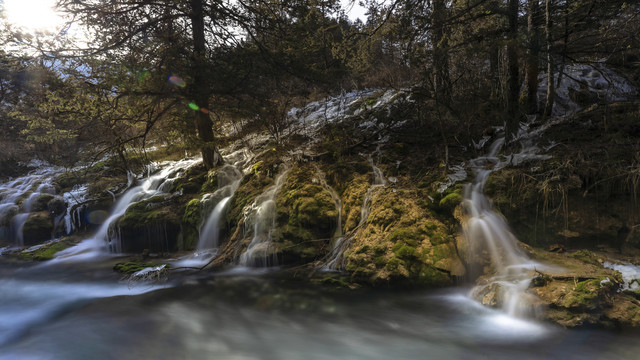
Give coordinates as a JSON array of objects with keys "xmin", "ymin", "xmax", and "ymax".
[
  {"xmin": 200, "ymin": 108, "xmax": 209, "ymax": 114},
  {"xmin": 168, "ymin": 75, "xmax": 186, "ymax": 88},
  {"xmin": 188, "ymin": 103, "xmax": 199, "ymax": 111},
  {"xmin": 138, "ymin": 70, "xmax": 150, "ymax": 82}
]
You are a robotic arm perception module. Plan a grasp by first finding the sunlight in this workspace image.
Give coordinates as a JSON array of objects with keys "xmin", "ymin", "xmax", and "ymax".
[{"xmin": 2, "ymin": 0, "xmax": 64, "ymax": 33}]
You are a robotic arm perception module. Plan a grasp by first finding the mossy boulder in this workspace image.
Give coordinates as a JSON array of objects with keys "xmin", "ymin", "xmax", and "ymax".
[
  {"xmin": 344, "ymin": 186, "xmax": 464, "ymax": 287},
  {"xmin": 273, "ymin": 164, "xmax": 338, "ymax": 264},
  {"xmin": 47, "ymin": 197, "xmax": 67, "ymax": 217},
  {"xmin": 117, "ymin": 195, "xmax": 182, "ymax": 253},
  {"xmin": 180, "ymin": 198, "xmax": 202, "ymax": 251},
  {"xmin": 30, "ymin": 194, "xmax": 55, "ymax": 212},
  {"xmin": 22, "ymin": 212, "xmax": 53, "ymax": 246},
  {"xmin": 169, "ymin": 163, "xmax": 208, "ymax": 194},
  {"xmin": 341, "ymin": 173, "xmax": 370, "ymax": 232}
]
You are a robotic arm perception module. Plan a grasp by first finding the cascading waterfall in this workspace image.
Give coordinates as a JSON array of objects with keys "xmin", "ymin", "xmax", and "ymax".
[
  {"xmin": 54, "ymin": 158, "xmax": 199, "ymax": 261},
  {"xmin": 198, "ymin": 164, "xmax": 243, "ymax": 251},
  {"xmin": 0, "ymin": 164, "xmax": 61, "ymax": 246},
  {"xmin": 324, "ymin": 153, "xmax": 387, "ymax": 270},
  {"xmin": 463, "ymin": 136, "xmax": 551, "ymax": 318},
  {"xmin": 239, "ymin": 167, "xmax": 289, "ymax": 267}
]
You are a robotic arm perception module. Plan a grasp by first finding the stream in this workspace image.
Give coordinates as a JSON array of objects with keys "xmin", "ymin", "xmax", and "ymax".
[{"xmin": 0, "ymin": 258, "xmax": 639, "ymax": 359}]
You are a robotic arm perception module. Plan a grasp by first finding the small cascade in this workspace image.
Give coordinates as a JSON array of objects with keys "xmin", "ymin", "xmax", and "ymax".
[
  {"xmin": 198, "ymin": 164, "xmax": 243, "ymax": 251},
  {"xmin": 463, "ymin": 137, "xmax": 549, "ymax": 318},
  {"xmin": 11, "ymin": 214, "xmax": 29, "ymax": 247},
  {"xmin": 62, "ymin": 185, "xmax": 89, "ymax": 235},
  {"xmin": 55, "ymin": 158, "xmax": 199, "ymax": 261},
  {"xmin": 239, "ymin": 167, "xmax": 289, "ymax": 267},
  {"xmin": 0, "ymin": 163, "xmax": 61, "ymax": 246},
  {"xmin": 324, "ymin": 153, "xmax": 387, "ymax": 270}
]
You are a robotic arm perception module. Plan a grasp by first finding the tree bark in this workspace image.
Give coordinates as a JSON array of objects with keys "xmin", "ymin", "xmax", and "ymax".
[
  {"xmin": 543, "ymin": 0, "xmax": 555, "ymax": 118},
  {"xmin": 190, "ymin": 0, "xmax": 219, "ymax": 169},
  {"xmin": 432, "ymin": 0, "xmax": 452, "ymax": 107},
  {"xmin": 505, "ymin": 0, "xmax": 520, "ymax": 142},
  {"xmin": 526, "ymin": 0, "xmax": 541, "ymax": 115}
]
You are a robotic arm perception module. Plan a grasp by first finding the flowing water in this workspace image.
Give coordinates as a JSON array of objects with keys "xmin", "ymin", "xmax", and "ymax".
[
  {"xmin": 198, "ymin": 164, "xmax": 244, "ymax": 251},
  {"xmin": 54, "ymin": 158, "xmax": 199, "ymax": 262},
  {"xmin": 239, "ymin": 167, "xmax": 290, "ymax": 267},
  {"xmin": 0, "ymin": 258, "xmax": 638, "ymax": 360},
  {"xmin": 0, "ymin": 164, "xmax": 62, "ymax": 246}
]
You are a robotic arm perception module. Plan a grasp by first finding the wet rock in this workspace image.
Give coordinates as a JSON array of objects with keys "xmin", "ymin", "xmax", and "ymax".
[
  {"xmin": 22, "ymin": 212, "xmax": 53, "ymax": 246},
  {"xmin": 117, "ymin": 195, "xmax": 181, "ymax": 253}
]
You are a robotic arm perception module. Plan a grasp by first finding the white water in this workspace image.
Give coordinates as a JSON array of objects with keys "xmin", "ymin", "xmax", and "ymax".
[
  {"xmin": 0, "ymin": 274, "xmax": 168, "ymax": 347},
  {"xmin": 324, "ymin": 153, "xmax": 387, "ymax": 271},
  {"xmin": 198, "ymin": 165, "xmax": 244, "ymax": 251},
  {"xmin": 603, "ymin": 262, "xmax": 640, "ymax": 291},
  {"xmin": 463, "ymin": 138, "xmax": 550, "ymax": 318},
  {"xmin": 239, "ymin": 167, "xmax": 289, "ymax": 267},
  {"xmin": 53, "ymin": 158, "xmax": 199, "ymax": 262},
  {"xmin": 0, "ymin": 162, "xmax": 62, "ymax": 246}
]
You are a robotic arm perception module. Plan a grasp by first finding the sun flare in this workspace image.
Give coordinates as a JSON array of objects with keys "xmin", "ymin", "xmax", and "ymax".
[{"xmin": 2, "ymin": 0, "xmax": 64, "ymax": 32}]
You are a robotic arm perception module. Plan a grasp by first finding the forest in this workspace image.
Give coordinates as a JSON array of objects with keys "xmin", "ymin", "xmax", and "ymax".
[{"xmin": 1, "ymin": 1, "xmax": 640, "ymax": 358}]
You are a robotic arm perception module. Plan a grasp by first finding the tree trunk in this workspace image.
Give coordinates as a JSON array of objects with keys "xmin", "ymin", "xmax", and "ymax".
[
  {"xmin": 505, "ymin": 0, "xmax": 520, "ymax": 142},
  {"xmin": 526, "ymin": 0, "xmax": 540, "ymax": 115},
  {"xmin": 190, "ymin": 0, "xmax": 219, "ymax": 169},
  {"xmin": 543, "ymin": 0, "xmax": 555, "ymax": 118},
  {"xmin": 432, "ymin": 0, "xmax": 452, "ymax": 107}
]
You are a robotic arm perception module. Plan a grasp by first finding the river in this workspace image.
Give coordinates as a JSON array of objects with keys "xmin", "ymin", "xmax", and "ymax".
[{"xmin": 0, "ymin": 258, "xmax": 639, "ymax": 360}]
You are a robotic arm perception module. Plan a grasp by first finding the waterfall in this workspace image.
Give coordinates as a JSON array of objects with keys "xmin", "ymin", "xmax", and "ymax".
[
  {"xmin": 463, "ymin": 137, "xmax": 548, "ymax": 318},
  {"xmin": 54, "ymin": 158, "xmax": 199, "ymax": 261},
  {"xmin": 198, "ymin": 164, "xmax": 243, "ymax": 251},
  {"xmin": 239, "ymin": 167, "xmax": 289, "ymax": 267},
  {"xmin": 324, "ymin": 153, "xmax": 387, "ymax": 271},
  {"xmin": 63, "ymin": 185, "xmax": 89, "ymax": 235},
  {"xmin": 0, "ymin": 163, "xmax": 61, "ymax": 246}
]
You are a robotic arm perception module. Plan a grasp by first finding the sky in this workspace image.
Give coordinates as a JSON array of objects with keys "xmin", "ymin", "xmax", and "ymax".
[{"xmin": 341, "ymin": 0, "xmax": 369, "ymax": 22}]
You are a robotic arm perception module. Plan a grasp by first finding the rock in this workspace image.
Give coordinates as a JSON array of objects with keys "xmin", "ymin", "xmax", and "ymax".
[
  {"xmin": 22, "ymin": 212, "xmax": 54, "ymax": 246},
  {"xmin": 116, "ymin": 195, "xmax": 181, "ymax": 253},
  {"xmin": 344, "ymin": 186, "xmax": 461, "ymax": 286},
  {"xmin": 274, "ymin": 164, "xmax": 338, "ymax": 264},
  {"xmin": 548, "ymin": 243, "xmax": 565, "ymax": 253}
]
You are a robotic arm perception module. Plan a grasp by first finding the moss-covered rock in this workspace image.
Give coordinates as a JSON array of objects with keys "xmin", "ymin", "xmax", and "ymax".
[
  {"xmin": 113, "ymin": 261, "xmax": 166, "ymax": 274},
  {"xmin": 16, "ymin": 237, "xmax": 77, "ymax": 261},
  {"xmin": 273, "ymin": 164, "xmax": 338, "ymax": 264},
  {"xmin": 180, "ymin": 198, "xmax": 202, "ymax": 251},
  {"xmin": 117, "ymin": 195, "xmax": 182, "ymax": 253},
  {"xmin": 22, "ymin": 212, "xmax": 53, "ymax": 246},
  {"xmin": 30, "ymin": 194, "xmax": 55, "ymax": 212},
  {"xmin": 344, "ymin": 186, "xmax": 464, "ymax": 287}
]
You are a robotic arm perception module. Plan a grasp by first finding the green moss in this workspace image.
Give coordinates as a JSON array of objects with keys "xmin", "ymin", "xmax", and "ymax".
[
  {"xmin": 272, "ymin": 164, "xmax": 338, "ymax": 263},
  {"xmin": 16, "ymin": 237, "xmax": 77, "ymax": 261},
  {"xmin": 180, "ymin": 198, "xmax": 202, "ymax": 250},
  {"xmin": 113, "ymin": 261, "xmax": 166, "ymax": 274},
  {"xmin": 568, "ymin": 250, "xmax": 600, "ymax": 265},
  {"xmin": 394, "ymin": 244, "xmax": 418, "ymax": 259},
  {"xmin": 438, "ymin": 192, "xmax": 462, "ymax": 212},
  {"xmin": 119, "ymin": 195, "xmax": 179, "ymax": 228}
]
